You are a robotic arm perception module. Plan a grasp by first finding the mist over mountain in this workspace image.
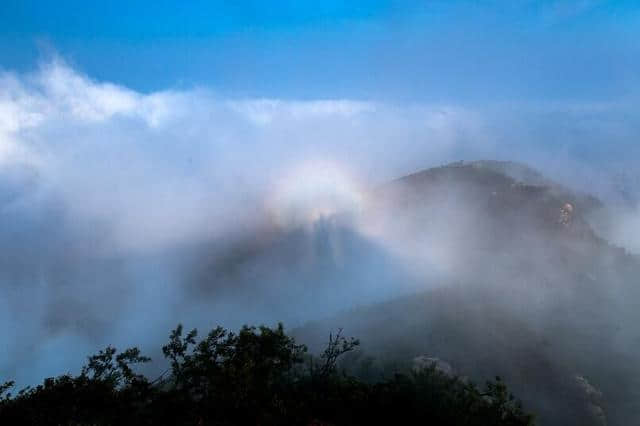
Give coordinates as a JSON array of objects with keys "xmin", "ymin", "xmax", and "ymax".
[
  {"xmin": 77, "ymin": 159, "xmax": 640, "ymax": 424},
  {"xmin": 175, "ymin": 159, "xmax": 640, "ymax": 424},
  {"xmin": 170, "ymin": 159, "xmax": 640, "ymax": 425},
  {"xmin": 2, "ymin": 151, "xmax": 640, "ymax": 425},
  {"xmin": 0, "ymin": 62, "xmax": 639, "ymax": 425},
  {"xmin": 3, "ymin": 3, "xmax": 640, "ymax": 423},
  {"xmin": 295, "ymin": 161, "xmax": 640, "ymax": 426}
]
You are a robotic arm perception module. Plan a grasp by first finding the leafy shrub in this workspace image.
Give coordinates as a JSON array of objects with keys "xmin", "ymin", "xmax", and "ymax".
[{"xmin": 0, "ymin": 323, "xmax": 534, "ymax": 425}]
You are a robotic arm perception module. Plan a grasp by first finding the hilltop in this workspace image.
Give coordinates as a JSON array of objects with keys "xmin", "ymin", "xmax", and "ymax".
[{"xmin": 294, "ymin": 161, "xmax": 640, "ymax": 426}]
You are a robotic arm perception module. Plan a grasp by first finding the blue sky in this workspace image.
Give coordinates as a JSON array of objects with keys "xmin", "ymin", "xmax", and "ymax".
[{"xmin": 1, "ymin": 1, "xmax": 638, "ymax": 100}]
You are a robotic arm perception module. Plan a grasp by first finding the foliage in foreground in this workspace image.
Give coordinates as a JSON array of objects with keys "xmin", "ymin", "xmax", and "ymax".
[{"xmin": 0, "ymin": 323, "xmax": 534, "ymax": 425}]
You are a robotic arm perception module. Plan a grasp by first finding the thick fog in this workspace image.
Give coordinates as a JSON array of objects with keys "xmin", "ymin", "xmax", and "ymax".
[{"xmin": 1, "ymin": 61, "xmax": 639, "ymax": 425}]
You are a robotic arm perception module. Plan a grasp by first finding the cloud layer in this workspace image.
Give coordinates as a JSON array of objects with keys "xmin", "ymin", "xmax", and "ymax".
[{"xmin": 1, "ymin": 60, "xmax": 639, "ymax": 386}]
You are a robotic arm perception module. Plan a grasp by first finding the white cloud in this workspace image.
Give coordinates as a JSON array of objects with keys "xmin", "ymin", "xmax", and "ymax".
[
  {"xmin": 0, "ymin": 61, "xmax": 491, "ymax": 252},
  {"xmin": 0, "ymin": 59, "xmax": 638, "ymax": 254},
  {"xmin": 228, "ymin": 99, "xmax": 376, "ymax": 125}
]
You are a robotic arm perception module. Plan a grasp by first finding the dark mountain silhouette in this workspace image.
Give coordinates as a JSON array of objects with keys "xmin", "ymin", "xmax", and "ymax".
[
  {"xmin": 164, "ymin": 160, "xmax": 640, "ymax": 425},
  {"xmin": 292, "ymin": 161, "xmax": 640, "ymax": 426}
]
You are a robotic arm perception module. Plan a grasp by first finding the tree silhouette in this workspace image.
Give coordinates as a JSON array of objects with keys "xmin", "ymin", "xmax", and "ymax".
[{"xmin": 0, "ymin": 323, "xmax": 535, "ymax": 425}]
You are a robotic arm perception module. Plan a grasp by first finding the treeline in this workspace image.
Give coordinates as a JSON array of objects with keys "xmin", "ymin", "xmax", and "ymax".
[{"xmin": 0, "ymin": 323, "xmax": 534, "ymax": 425}]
